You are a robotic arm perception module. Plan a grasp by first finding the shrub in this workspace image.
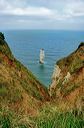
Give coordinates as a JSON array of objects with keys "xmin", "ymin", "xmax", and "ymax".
[
  {"xmin": 0, "ymin": 82, "xmax": 8, "ymax": 97},
  {"xmin": 78, "ymin": 42, "xmax": 84, "ymax": 49},
  {"xmin": 0, "ymin": 32, "xmax": 5, "ymax": 40}
]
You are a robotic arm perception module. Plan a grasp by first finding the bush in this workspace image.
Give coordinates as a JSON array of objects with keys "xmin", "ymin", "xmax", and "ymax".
[
  {"xmin": 78, "ymin": 42, "xmax": 84, "ymax": 49},
  {"xmin": 0, "ymin": 32, "xmax": 5, "ymax": 40}
]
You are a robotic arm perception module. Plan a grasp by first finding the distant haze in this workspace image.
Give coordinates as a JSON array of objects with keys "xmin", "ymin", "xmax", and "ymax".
[{"xmin": 0, "ymin": 0, "xmax": 84, "ymax": 30}]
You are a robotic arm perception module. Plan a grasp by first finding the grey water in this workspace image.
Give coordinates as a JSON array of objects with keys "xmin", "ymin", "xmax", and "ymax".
[{"xmin": 3, "ymin": 30, "xmax": 84, "ymax": 86}]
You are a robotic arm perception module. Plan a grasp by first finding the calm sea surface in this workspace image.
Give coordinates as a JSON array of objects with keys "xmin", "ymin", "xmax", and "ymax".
[{"xmin": 3, "ymin": 30, "xmax": 84, "ymax": 86}]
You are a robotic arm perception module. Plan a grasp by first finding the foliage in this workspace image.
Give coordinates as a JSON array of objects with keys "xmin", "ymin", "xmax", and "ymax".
[
  {"xmin": 0, "ymin": 106, "xmax": 83, "ymax": 128},
  {"xmin": 9, "ymin": 89, "xmax": 23, "ymax": 103},
  {"xmin": 33, "ymin": 106, "xmax": 84, "ymax": 128},
  {"xmin": 70, "ymin": 57, "xmax": 83, "ymax": 74},
  {"xmin": 78, "ymin": 42, "xmax": 84, "ymax": 49},
  {"xmin": 0, "ymin": 109, "xmax": 31, "ymax": 128},
  {"xmin": 61, "ymin": 83, "xmax": 80, "ymax": 96},
  {"xmin": 0, "ymin": 33, "xmax": 83, "ymax": 127},
  {"xmin": 0, "ymin": 32, "xmax": 5, "ymax": 40},
  {"xmin": 0, "ymin": 82, "xmax": 8, "ymax": 98}
]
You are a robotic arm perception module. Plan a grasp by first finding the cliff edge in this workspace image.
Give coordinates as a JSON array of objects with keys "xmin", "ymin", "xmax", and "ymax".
[
  {"xmin": 0, "ymin": 32, "xmax": 49, "ymax": 115},
  {"xmin": 50, "ymin": 42, "xmax": 84, "ymax": 111}
]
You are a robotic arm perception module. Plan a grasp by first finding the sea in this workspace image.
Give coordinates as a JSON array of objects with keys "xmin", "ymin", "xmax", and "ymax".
[{"xmin": 3, "ymin": 30, "xmax": 84, "ymax": 86}]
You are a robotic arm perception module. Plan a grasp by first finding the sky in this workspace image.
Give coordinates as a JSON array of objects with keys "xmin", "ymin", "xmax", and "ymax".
[{"xmin": 0, "ymin": 0, "xmax": 84, "ymax": 30}]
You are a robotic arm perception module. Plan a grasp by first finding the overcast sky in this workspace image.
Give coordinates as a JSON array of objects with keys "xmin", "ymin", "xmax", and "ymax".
[{"xmin": 0, "ymin": 0, "xmax": 84, "ymax": 30}]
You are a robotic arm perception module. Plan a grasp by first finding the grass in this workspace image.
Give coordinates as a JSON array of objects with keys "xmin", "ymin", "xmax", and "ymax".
[
  {"xmin": 33, "ymin": 105, "xmax": 84, "ymax": 128},
  {"xmin": 9, "ymin": 89, "xmax": 23, "ymax": 103},
  {"xmin": 56, "ymin": 42, "xmax": 84, "ymax": 75},
  {"xmin": 0, "ymin": 82, "xmax": 8, "ymax": 98},
  {"xmin": 34, "ymin": 112, "xmax": 83, "ymax": 128},
  {"xmin": 0, "ymin": 81, "xmax": 23, "ymax": 103},
  {"xmin": 0, "ymin": 36, "xmax": 48, "ymax": 102},
  {"xmin": 60, "ymin": 82, "xmax": 80, "ymax": 96},
  {"xmin": 0, "ymin": 33, "xmax": 13, "ymax": 61},
  {"xmin": 70, "ymin": 56, "xmax": 83, "ymax": 74},
  {"xmin": 0, "ymin": 106, "xmax": 83, "ymax": 128},
  {"xmin": 0, "ymin": 33, "xmax": 84, "ymax": 127},
  {"xmin": 0, "ymin": 87, "xmax": 8, "ymax": 97}
]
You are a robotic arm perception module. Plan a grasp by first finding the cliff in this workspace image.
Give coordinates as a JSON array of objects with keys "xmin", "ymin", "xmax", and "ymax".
[
  {"xmin": 0, "ymin": 33, "xmax": 83, "ymax": 127},
  {"xmin": 0, "ymin": 32, "xmax": 49, "ymax": 115},
  {"xmin": 50, "ymin": 42, "xmax": 84, "ymax": 111}
]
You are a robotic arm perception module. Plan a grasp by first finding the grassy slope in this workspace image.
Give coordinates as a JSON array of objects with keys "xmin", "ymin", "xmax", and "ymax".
[
  {"xmin": 50, "ymin": 43, "xmax": 84, "ymax": 115},
  {"xmin": 0, "ymin": 32, "xmax": 49, "ymax": 116},
  {"xmin": 0, "ymin": 33, "xmax": 84, "ymax": 128},
  {"xmin": 0, "ymin": 104, "xmax": 84, "ymax": 128},
  {"xmin": 57, "ymin": 42, "xmax": 84, "ymax": 74},
  {"xmin": 57, "ymin": 43, "xmax": 84, "ymax": 95},
  {"xmin": 52, "ymin": 43, "xmax": 84, "ymax": 93}
]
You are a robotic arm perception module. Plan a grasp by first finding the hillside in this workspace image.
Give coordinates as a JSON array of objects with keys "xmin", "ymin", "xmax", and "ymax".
[
  {"xmin": 0, "ymin": 32, "xmax": 49, "ymax": 116},
  {"xmin": 50, "ymin": 42, "xmax": 84, "ymax": 111},
  {"xmin": 0, "ymin": 32, "xmax": 83, "ymax": 128}
]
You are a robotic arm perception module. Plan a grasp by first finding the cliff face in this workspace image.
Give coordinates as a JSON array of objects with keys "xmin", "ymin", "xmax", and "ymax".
[
  {"xmin": 0, "ymin": 32, "xmax": 49, "ymax": 115},
  {"xmin": 0, "ymin": 31, "xmax": 84, "ymax": 115},
  {"xmin": 50, "ymin": 43, "xmax": 84, "ymax": 111}
]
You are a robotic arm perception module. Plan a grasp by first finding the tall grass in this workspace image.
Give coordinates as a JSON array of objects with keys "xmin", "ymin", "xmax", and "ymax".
[
  {"xmin": 0, "ymin": 107, "xmax": 84, "ymax": 128},
  {"xmin": 34, "ymin": 111, "xmax": 83, "ymax": 128},
  {"xmin": 33, "ymin": 104, "xmax": 84, "ymax": 128}
]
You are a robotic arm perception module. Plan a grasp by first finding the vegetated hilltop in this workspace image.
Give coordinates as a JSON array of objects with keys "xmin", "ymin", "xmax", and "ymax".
[
  {"xmin": 0, "ymin": 32, "xmax": 49, "ymax": 115},
  {"xmin": 50, "ymin": 42, "xmax": 84, "ymax": 111}
]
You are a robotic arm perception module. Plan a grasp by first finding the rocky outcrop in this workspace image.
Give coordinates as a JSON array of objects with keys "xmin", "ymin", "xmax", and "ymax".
[
  {"xmin": 49, "ymin": 65, "xmax": 62, "ymax": 96},
  {"xmin": 50, "ymin": 42, "xmax": 84, "ymax": 111},
  {"xmin": 51, "ymin": 65, "xmax": 62, "ymax": 87},
  {"xmin": 62, "ymin": 72, "xmax": 71, "ymax": 84}
]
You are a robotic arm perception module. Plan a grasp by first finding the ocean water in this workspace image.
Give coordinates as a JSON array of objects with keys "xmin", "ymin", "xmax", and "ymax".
[{"xmin": 3, "ymin": 30, "xmax": 84, "ymax": 86}]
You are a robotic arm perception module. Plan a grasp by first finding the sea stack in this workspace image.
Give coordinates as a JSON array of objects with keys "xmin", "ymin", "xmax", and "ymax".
[{"xmin": 39, "ymin": 49, "xmax": 45, "ymax": 64}]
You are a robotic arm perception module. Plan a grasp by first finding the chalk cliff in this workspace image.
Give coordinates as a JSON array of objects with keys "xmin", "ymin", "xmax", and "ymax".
[{"xmin": 50, "ymin": 42, "xmax": 84, "ymax": 111}]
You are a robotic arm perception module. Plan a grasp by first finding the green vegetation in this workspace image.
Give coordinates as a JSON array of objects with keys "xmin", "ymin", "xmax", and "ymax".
[
  {"xmin": 0, "ymin": 81, "xmax": 23, "ymax": 103},
  {"xmin": 0, "ymin": 32, "xmax": 49, "ymax": 102},
  {"xmin": 70, "ymin": 57, "xmax": 83, "ymax": 74},
  {"xmin": 0, "ymin": 32, "xmax": 5, "ymax": 40},
  {"xmin": 0, "ymin": 86, "xmax": 8, "ymax": 97},
  {"xmin": 0, "ymin": 82, "xmax": 8, "ymax": 98},
  {"xmin": 57, "ymin": 42, "xmax": 84, "ymax": 75},
  {"xmin": 0, "ymin": 109, "xmax": 30, "ymax": 128},
  {"xmin": 0, "ymin": 33, "xmax": 84, "ymax": 127},
  {"xmin": 61, "ymin": 83, "xmax": 80, "ymax": 96},
  {"xmin": 78, "ymin": 42, "xmax": 84, "ymax": 49},
  {"xmin": 0, "ymin": 107, "xmax": 84, "ymax": 128},
  {"xmin": 0, "ymin": 35, "xmax": 13, "ymax": 60},
  {"xmin": 9, "ymin": 89, "xmax": 23, "ymax": 103},
  {"xmin": 34, "ymin": 111, "xmax": 84, "ymax": 128}
]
